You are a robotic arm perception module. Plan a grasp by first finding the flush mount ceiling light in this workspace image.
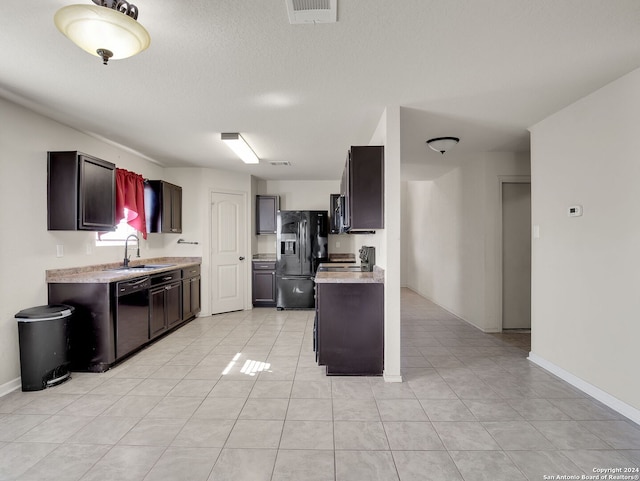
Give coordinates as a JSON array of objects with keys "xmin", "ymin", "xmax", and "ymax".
[
  {"xmin": 426, "ymin": 136, "xmax": 460, "ymax": 154},
  {"xmin": 221, "ymin": 133, "xmax": 260, "ymax": 164},
  {"xmin": 54, "ymin": 0, "xmax": 151, "ymax": 65}
]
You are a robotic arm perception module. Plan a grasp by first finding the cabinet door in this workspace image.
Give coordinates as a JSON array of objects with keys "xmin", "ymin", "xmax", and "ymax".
[
  {"xmin": 145, "ymin": 180, "xmax": 182, "ymax": 233},
  {"xmin": 166, "ymin": 282, "xmax": 182, "ymax": 328},
  {"xmin": 348, "ymin": 146, "xmax": 384, "ymax": 230},
  {"xmin": 182, "ymin": 279, "xmax": 192, "ymax": 320},
  {"xmin": 79, "ymin": 155, "xmax": 116, "ymax": 230},
  {"xmin": 170, "ymin": 184, "xmax": 182, "ymax": 233},
  {"xmin": 161, "ymin": 182, "xmax": 173, "ymax": 233},
  {"xmin": 256, "ymin": 195, "xmax": 278, "ymax": 234},
  {"xmin": 190, "ymin": 277, "xmax": 201, "ymax": 315},
  {"xmin": 149, "ymin": 288, "xmax": 166, "ymax": 338},
  {"xmin": 252, "ymin": 270, "xmax": 276, "ymax": 305}
]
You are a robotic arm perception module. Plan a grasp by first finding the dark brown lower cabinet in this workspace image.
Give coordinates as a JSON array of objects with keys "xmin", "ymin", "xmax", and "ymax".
[
  {"xmin": 48, "ymin": 265, "xmax": 202, "ymax": 372},
  {"xmin": 252, "ymin": 261, "xmax": 276, "ymax": 307},
  {"xmin": 316, "ymin": 282, "xmax": 384, "ymax": 375}
]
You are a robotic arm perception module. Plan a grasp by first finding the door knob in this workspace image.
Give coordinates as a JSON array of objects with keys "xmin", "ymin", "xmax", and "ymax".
[{"xmin": 239, "ymin": 256, "xmax": 245, "ymax": 261}]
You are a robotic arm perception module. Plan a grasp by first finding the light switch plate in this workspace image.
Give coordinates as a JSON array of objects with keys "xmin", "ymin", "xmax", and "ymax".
[
  {"xmin": 568, "ymin": 205, "xmax": 583, "ymax": 217},
  {"xmin": 533, "ymin": 225, "xmax": 540, "ymax": 239},
  {"xmin": 56, "ymin": 244, "xmax": 64, "ymax": 257}
]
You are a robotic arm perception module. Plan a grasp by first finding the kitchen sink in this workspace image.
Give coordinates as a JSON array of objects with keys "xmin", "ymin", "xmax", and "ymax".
[
  {"xmin": 134, "ymin": 264, "xmax": 175, "ymax": 269},
  {"xmin": 104, "ymin": 264, "xmax": 175, "ymax": 272}
]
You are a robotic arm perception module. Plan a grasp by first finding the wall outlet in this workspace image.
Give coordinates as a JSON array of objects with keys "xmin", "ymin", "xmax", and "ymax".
[
  {"xmin": 533, "ymin": 225, "xmax": 540, "ymax": 239},
  {"xmin": 86, "ymin": 242, "xmax": 93, "ymax": 255},
  {"xmin": 335, "ymin": 241, "xmax": 341, "ymax": 248},
  {"xmin": 56, "ymin": 244, "xmax": 64, "ymax": 257}
]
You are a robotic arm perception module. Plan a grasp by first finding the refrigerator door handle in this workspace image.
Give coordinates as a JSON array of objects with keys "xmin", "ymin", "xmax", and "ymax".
[{"xmin": 301, "ymin": 219, "xmax": 307, "ymax": 262}]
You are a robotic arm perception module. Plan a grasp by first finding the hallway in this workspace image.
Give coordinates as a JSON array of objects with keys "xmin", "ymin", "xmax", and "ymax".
[{"xmin": 0, "ymin": 288, "xmax": 638, "ymax": 480}]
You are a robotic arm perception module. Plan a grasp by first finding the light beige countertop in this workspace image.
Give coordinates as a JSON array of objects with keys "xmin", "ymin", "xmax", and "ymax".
[
  {"xmin": 328, "ymin": 253, "xmax": 356, "ymax": 262},
  {"xmin": 252, "ymin": 254, "xmax": 276, "ymax": 262},
  {"xmin": 46, "ymin": 257, "xmax": 202, "ymax": 284},
  {"xmin": 314, "ymin": 263, "xmax": 384, "ymax": 284}
]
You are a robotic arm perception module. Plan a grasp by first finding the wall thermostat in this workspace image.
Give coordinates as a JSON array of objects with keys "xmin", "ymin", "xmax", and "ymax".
[{"xmin": 568, "ymin": 205, "xmax": 583, "ymax": 217}]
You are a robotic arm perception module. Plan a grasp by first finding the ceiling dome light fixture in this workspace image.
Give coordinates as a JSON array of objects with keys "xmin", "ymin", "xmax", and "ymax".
[
  {"xmin": 54, "ymin": 0, "xmax": 151, "ymax": 65},
  {"xmin": 426, "ymin": 136, "xmax": 460, "ymax": 154}
]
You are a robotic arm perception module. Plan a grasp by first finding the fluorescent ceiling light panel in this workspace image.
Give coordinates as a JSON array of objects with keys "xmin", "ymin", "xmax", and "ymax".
[{"xmin": 221, "ymin": 133, "xmax": 260, "ymax": 164}]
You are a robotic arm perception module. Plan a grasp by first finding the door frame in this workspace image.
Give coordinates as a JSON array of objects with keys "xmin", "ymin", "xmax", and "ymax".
[
  {"xmin": 496, "ymin": 175, "xmax": 531, "ymax": 332},
  {"xmin": 209, "ymin": 188, "xmax": 251, "ymax": 314}
]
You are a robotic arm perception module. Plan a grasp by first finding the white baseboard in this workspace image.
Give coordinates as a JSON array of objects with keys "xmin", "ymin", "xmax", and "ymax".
[
  {"xmin": 383, "ymin": 372, "xmax": 403, "ymax": 383},
  {"xmin": 0, "ymin": 377, "xmax": 21, "ymax": 398},
  {"xmin": 528, "ymin": 352, "xmax": 640, "ymax": 426}
]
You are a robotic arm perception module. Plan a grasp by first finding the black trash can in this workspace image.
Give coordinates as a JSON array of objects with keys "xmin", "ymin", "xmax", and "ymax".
[{"xmin": 16, "ymin": 304, "xmax": 74, "ymax": 391}]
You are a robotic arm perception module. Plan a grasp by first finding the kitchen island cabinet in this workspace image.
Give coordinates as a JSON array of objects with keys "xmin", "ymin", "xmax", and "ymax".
[{"xmin": 314, "ymin": 265, "xmax": 384, "ymax": 375}]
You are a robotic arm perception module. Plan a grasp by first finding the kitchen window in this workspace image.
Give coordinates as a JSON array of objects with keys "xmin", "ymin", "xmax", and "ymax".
[{"xmin": 96, "ymin": 208, "xmax": 142, "ymax": 246}]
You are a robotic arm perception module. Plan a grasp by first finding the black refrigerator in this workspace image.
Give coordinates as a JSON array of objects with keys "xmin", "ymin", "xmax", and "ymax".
[{"xmin": 276, "ymin": 210, "xmax": 329, "ymax": 309}]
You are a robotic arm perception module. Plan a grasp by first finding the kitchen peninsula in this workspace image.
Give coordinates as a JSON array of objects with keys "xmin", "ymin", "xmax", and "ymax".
[
  {"xmin": 314, "ymin": 263, "xmax": 384, "ymax": 375},
  {"xmin": 47, "ymin": 257, "xmax": 201, "ymax": 372}
]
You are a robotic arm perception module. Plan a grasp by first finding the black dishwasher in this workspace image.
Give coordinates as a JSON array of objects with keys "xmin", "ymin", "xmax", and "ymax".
[{"xmin": 115, "ymin": 276, "xmax": 150, "ymax": 359}]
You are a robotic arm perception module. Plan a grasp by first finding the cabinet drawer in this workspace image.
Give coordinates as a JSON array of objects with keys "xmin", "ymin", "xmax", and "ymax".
[
  {"xmin": 182, "ymin": 265, "xmax": 201, "ymax": 279},
  {"xmin": 252, "ymin": 261, "xmax": 276, "ymax": 270},
  {"xmin": 150, "ymin": 270, "xmax": 181, "ymax": 286}
]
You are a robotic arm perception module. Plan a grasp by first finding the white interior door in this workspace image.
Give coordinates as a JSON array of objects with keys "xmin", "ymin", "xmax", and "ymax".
[
  {"xmin": 211, "ymin": 192, "xmax": 246, "ymax": 314},
  {"xmin": 502, "ymin": 182, "xmax": 532, "ymax": 329}
]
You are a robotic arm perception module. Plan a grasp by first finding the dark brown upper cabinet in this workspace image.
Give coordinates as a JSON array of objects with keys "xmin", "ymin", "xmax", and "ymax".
[
  {"xmin": 340, "ymin": 145, "xmax": 384, "ymax": 232},
  {"xmin": 145, "ymin": 180, "xmax": 182, "ymax": 233},
  {"xmin": 256, "ymin": 195, "xmax": 279, "ymax": 234},
  {"xmin": 47, "ymin": 151, "xmax": 116, "ymax": 231}
]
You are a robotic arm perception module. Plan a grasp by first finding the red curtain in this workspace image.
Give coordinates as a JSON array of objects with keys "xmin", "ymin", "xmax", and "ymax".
[{"xmin": 115, "ymin": 168, "xmax": 147, "ymax": 239}]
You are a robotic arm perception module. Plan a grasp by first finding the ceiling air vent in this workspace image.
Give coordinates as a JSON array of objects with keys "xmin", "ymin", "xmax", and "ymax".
[
  {"xmin": 270, "ymin": 161, "xmax": 292, "ymax": 166},
  {"xmin": 286, "ymin": 0, "xmax": 337, "ymax": 24}
]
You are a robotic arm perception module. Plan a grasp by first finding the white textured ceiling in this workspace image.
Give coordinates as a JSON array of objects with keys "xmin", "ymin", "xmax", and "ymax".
[{"xmin": 1, "ymin": 1, "xmax": 640, "ymax": 180}]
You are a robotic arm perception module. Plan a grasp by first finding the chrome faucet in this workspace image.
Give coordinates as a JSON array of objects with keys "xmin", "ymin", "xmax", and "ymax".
[{"xmin": 123, "ymin": 234, "xmax": 140, "ymax": 268}]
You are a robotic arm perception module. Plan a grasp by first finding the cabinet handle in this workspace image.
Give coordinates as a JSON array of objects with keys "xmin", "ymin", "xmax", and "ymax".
[{"xmin": 239, "ymin": 256, "xmax": 245, "ymax": 261}]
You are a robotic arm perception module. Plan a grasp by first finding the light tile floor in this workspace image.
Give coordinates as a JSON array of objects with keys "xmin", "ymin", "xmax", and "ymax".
[{"xmin": 1, "ymin": 288, "xmax": 639, "ymax": 480}]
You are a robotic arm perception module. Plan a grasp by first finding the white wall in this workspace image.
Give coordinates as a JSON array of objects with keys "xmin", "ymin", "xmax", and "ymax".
[
  {"xmin": 374, "ymin": 106, "xmax": 403, "ymax": 382},
  {"xmin": 165, "ymin": 167, "xmax": 253, "ymax": 315},
  {"xmin": 529, "ymin": 68, "xmax": 640, "ymax": 414},
  {"xmin": 0, "ymin": 97, "xmax": 166, "ymax": 392},
  {"xmin": 403, "ymin": 152, "xmax": 530, "ymax": 332}
]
